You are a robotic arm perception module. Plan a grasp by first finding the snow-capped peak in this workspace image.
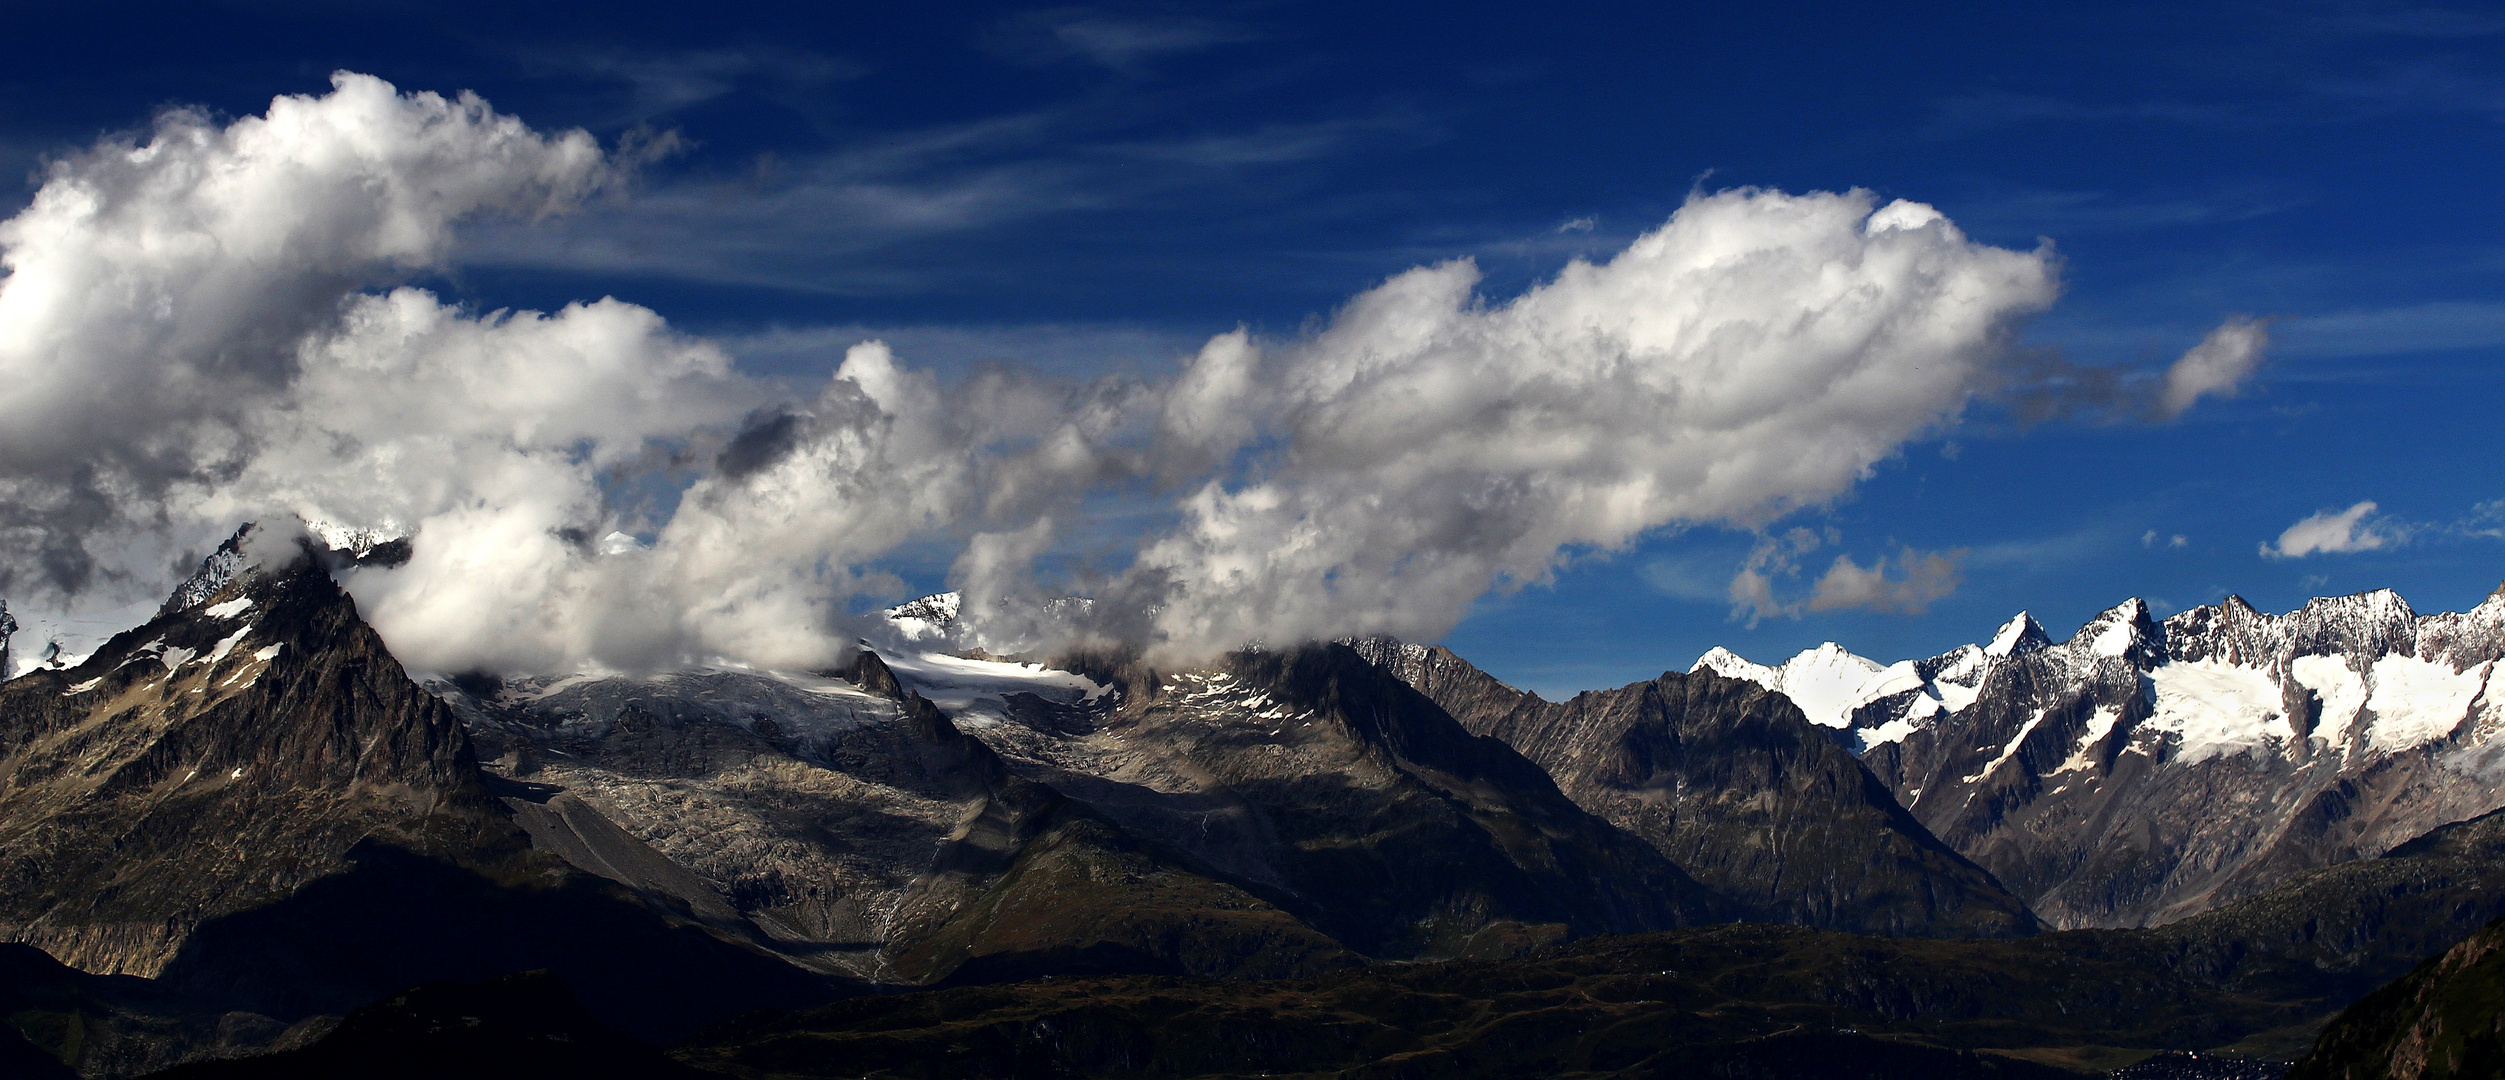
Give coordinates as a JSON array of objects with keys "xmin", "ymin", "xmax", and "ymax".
[
  {"xmin": 2080, "ymin": 599, "xmax": 2152, "ymax": 658},
  {"xmin": 1693, "ymin": 646, "xmax": 1778, "ymax": 687},
  {"xmin": 1984, "ymin": 612, "xmax": 2048, "ymax": 658},
  {"xmin": 884, "ymin": 592, "xmax": 964, "ymax": 643},
  {"xmin": 1693, "ymin": 642, "xmax": 1892, "ymax": 728},
  {"xmin": 301, "ymin": 517, "xmax": 407, "ymax": 558},
  {"xmin": 1777, "ymin": 644, "xmax": 1889, "ymax": 728},
  {"xmin": 161, "ymin": 526, "xmax": 258, "ymax": 615}
]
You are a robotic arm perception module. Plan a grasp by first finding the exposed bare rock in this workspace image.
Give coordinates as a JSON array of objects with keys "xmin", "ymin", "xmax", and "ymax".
[
  {"xmin": 957, "ymin": 642, "xmax": 1730, "ymax": 957},
  {"xmin": 442, "ymin": 650, "xmax": 1357, "ymax": 986},
  {"xmin": 1348, "ymin": 637, "xmax": 2038, "ymax": 938}
]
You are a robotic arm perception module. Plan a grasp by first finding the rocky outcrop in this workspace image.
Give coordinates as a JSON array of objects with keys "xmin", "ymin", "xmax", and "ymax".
[
  {"xmin": 1350, "ymin": 637, "xmax": 2039, "ymax": 938},
  {"xmin": 1, "ymin": 599, "xmax": 17, "ymax": 687}
]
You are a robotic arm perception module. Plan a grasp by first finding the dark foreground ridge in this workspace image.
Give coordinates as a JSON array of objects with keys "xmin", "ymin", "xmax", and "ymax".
[
  {"xmin": 110, "ymin": 816, "xmax": 2505, "ymax": 1080},
  {"xmin": 2285, "ymin": 913, "xmax": 2505, "ymax": 1080},
  {"xmin": 139, "ymin": 970, "xmax": 708, "ymax": 1080}
]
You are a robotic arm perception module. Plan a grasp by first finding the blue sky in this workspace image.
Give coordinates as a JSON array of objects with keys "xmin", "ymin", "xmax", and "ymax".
[{"xmin": 5, "ymin": 1, "xmax": 2502, "ymax": 695}]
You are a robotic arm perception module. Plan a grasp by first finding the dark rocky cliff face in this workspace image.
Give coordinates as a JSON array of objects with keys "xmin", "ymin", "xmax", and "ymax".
[
  {"xmin": 0, "ymin": 540, "xmax": 482, "ymax": 978},
  {"xmin": 0, "ymin": 534, "xmax": 834, "ymax": 1071},
  {"xmin": 1349, "ymin": 637, "xmax": 2038, "ymax": 938},
  {"xmin": 1209, "ymin": 645, "xmax": 1729, "ymax": 950}
]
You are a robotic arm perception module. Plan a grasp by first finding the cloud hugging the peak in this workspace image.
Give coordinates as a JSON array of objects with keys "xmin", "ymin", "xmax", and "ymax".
[{"xmin": 0, "ymin": 72, "xmax": 2275, "ymax": 676}]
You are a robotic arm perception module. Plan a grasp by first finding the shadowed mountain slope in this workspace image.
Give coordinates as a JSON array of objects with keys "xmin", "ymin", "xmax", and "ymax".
[
  {"xmin": 442, "ymin": 651, "xmax": 1360, "ymax": 988},
  {"xmin": 1349, "ymin": 637, "xmax": 2037, "ymax": 938},
  {"xmin": 668, "ymin": 796, "xmax": 2505, "ymax": 1078},
  {"xmin": 0, "ymin": 532, "xmax": 835, "ymax": 1071},
  {"xmin": 975, "ymin": 642, "xmax": 1731, "ymax": 959},
  {"xmin": 2286, "ymin": 914, "xmax": 2505, "ymax": 1080},
  {"xmin": 137, "ymin": 971, "xmax": 710, "ymax": 1080}
]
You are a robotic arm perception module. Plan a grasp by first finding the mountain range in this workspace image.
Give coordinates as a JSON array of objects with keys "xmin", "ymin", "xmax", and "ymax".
[
  {"xmin": 4, "ymin": 525, "xmax": 2505, "ymax": 1077},
  {"xmin": 1690, "ymin": 591, "xmax": 2505, "ymax": 928}
]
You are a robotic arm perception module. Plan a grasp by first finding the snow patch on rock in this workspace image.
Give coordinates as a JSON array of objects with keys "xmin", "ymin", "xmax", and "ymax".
[
  {"xmin": 2365, "ymin": 655, "xmax": 2488, "ymax": 752},
  {"xmin": 2145, "ymin": 659, "xmax": 2289, "ymax": 764},
  {"xmin": 2289, "ymin": 654, "xmax": 2366, "ymax": 746}
]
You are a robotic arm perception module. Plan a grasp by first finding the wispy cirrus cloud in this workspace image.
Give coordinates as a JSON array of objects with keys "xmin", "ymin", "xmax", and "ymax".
[
  {"xmin": 2271, "ymin": 301, "xmax": 2505, "ymax": 360},
  {"xmin": 981, "ymin": 8, "xmax": 1260, "ymax": 73},
  {"xmin": 454, "ymin": 94, "xmax": 1438, "ymax": 297},
  {"xmin": 511, "ymin": 46, "xmax": 869, "ymax": 124},
  {"xmin": 2317, "ymin": 5, "xmax": 2505, "ymax": 38},
  {"xmin": 1921, "ymin": 92, "xmax": 2254, "ymax": 140},
  {"xmin": 1941, "ymin": 181, "xmax": 2312, "ymax": 239},
  {"xmin": 2261, "ymin": 497, "xmax": 2505, "ymax": 560}
]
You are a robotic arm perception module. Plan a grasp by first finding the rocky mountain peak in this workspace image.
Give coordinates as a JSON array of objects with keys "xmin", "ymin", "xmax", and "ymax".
[
  {"xmin": 1691, "ymin": 645, "xmax": 1776, "ymax": 684},
  {"xmin": 2067, "ymin": 597, "xmax": 2159, "ymax": 664},
  {"xmin": 1357, "ymin": 637, "xmax": 2039, "ymax": 938},
  {"xmin": 157, "ymin": 524, "xmax": 261, "ymax": 618},
  {"xmin": 1984, "ymin": 611, "xmax": 2049, "ymax": 658},
  {"xmin": 0, "ymin": 538, "xmax": 491, "ymax": 982},
  {"xmin": 835, "ymin": 646, "xmax": 909, "ymax": 701},
  {"xmin": 1832, "ymin": 581, "xmax": 2505, "ymax": 930},
  {"xmin": 884, "ymin": 592, "xmax": 963, "ymax": 642}
]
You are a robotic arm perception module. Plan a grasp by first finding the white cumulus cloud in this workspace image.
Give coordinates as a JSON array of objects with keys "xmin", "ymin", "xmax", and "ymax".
[
  {"xmin": 2262, "ymin": 501, "xmax": 2395, "ymax": 558},
  {"xmin": 0, "ymin": 72, "xmax": 625, "ymax": 601},
  {"xmin": 0, "ymin": 73, "xmax": 2284, "ymax": 677},
  {"xmin": 1101, "ymin": 189, "xmax": 2056, "ymax": 660}
]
